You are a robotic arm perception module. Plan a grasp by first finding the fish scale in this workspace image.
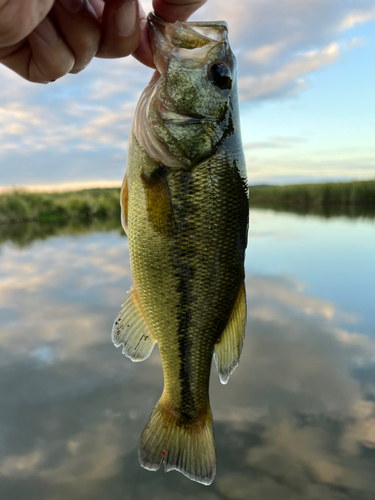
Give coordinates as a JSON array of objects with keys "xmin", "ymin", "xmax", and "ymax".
[{"xmin": 112, "ymin": 13, "xmax": 248, "ymax": 485}]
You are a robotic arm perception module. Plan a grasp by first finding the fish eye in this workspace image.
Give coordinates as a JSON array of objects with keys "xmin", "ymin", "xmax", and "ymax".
[{"xmin": 208, "ymin": 62, "xmax": 232, "ymax": 90}]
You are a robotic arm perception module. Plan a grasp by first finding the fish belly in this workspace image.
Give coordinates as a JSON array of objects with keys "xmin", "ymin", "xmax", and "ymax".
[{"xmin": 127, "ymin": 133, "xmax": 248, "ymax": 412}]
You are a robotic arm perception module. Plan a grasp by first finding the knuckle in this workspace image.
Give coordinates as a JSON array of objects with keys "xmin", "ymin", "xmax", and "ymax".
[
  {"xmin": 70, "ymin": 43, "xmax": 99, "ymax": 74},
  {"xmin": 69, "ymin": 60, "xmax": 89, "ymax": 74},
  {"xmin": 78, "ymin": 40, "xmax": 100, "ymax": 62},
  {"xmin": 29, "ymin": 76, "xmax": 50, "ymax": 84},
  {"xmin": 30, "ymin": 52, "xmax": 75, "ymax": 82},
  {"xmin": 46, "ymin": 62, "xmax": 74, "ymax": 80},
  {"xmin": 66, "ymin": 28, "xmax": 101, "ymax": 69},
  {"xmin": 98, "ymin": 37, "xmax": 139, "ymax": 59},
  {"xmin": 0, "ymin": 0, "xmax": 53, "ymax": 47},
  {"xmin": 76, "ymin": 27, "xmax": 101, "ymax": 54},
  {"xmin": 0, "ymin": 11, "xmax": 30, "ymax": 47},
  {"xmin": 47, "ymin": 63, "xmax": 75, "ymax": 80}
]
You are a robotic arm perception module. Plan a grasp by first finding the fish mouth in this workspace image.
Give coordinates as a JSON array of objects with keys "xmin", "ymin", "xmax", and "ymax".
[
  {"xmin": 147, "ymin": 12, "xmax": 228, "ymax": 44},
  {"xmin": 158, "ymin": 102, "xmax": 217, "ymax": 125},
  {"xmin": 147, "ymin": 14, "xmax": 169, "ymax": 74},
  {"xmin": 147, "ymin": 12, "xmax": 229, "ymax": 72}
]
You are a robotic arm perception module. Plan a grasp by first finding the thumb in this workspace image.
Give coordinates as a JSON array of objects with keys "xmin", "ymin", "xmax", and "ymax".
[
  {"xmin": 96, "ymin": 0, "xmax": 140, "ymax": 58},
  {"xmin": 152, "ymin": 0, "xmax": 207, "ymax": 23}
]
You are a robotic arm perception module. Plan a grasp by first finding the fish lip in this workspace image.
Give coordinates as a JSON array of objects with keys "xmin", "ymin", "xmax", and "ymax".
[
  {"xmin": 147, "ymin": 12, "xmax": 170, "ymax": 70},
  {"xmin": 158, "ymin": 102, "xmax": 217, "ymax": 125},
  {"xmin": 148, "ymin": 12, "xmax": 168, "ymax": 28},
  {"xmin": 165, "ymin": 117, "xmax": 217, "ymax": 125}
]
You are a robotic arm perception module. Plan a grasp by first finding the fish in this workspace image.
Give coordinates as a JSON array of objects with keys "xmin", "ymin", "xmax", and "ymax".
[{"xmin": 112, "ymin": 12, "xmax": 249, "ymax": 485}]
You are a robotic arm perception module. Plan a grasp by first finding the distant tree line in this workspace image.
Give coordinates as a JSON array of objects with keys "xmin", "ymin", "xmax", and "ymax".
[
  {"xmin": 1, "ymin": 180, "xmax": 375, "ymax": 227},
  {"xmin": 249, "ymin": 179, "xmax": 375, "ymax": 216},
  {"xmin": 0, "ymin": 188, "xmax": 122, "ymax": 224}
]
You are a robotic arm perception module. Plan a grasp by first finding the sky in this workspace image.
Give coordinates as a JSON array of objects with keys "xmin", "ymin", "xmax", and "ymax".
[{"xmin": 0, "ymin": 0, "xmax": 375, "ymax": 190}]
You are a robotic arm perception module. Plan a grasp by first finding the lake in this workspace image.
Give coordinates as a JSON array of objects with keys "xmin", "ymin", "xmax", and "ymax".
[{"xmin": 0, "ymin": 209, "xmax": 374, "ymax": 500}]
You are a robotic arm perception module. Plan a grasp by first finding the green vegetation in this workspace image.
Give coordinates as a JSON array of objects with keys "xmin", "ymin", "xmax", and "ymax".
[
  {"xmin": 249, "ymin": 179, "xmax": 375, "ymax": 215},
  {"xmin": 0, "ymin": 188, "xmax": 121, "ymax": 224},
  {"xmin": 1, "ymin": 179, "xmax": 375, "ymax": 246}
]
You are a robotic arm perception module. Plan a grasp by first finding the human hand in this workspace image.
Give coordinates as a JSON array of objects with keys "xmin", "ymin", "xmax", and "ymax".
[{"xmin": 0, "ymin": 0, "xmax": 206, "ymax": 84}]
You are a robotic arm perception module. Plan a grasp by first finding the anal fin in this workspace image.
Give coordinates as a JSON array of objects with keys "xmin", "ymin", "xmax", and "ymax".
[
  {"xmin": 112, "ymin": 287, "xmax": 156, "ymax": 362},
  {"xmin": 214, "ymin": 281, "xmax": 246, "ymax": 384}
]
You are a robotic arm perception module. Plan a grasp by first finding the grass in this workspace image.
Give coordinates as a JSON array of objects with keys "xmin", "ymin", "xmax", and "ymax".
[
  {"xmin": 249, "ymin": 179, "xmax": 375, "ymax": 212},
  {"xmin": 0, "ymin": 188, "xmax": 121, "ymax": 224},
  {"xmin": 1, "ymin": 179, "xmax": 375, "ymax": 227}
]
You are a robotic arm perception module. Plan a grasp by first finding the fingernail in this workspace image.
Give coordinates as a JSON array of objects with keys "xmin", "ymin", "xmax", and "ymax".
[
  {"xmin": 34, "ymin": 17, "xmax": 59, "ymax": 45},
  {"xmin": 115, "ymin": 1, "xmax": 137, "ymax": 36},
  {"xmin": 58, "ymin": 0, "xmax": 84, "ymax": 13}
]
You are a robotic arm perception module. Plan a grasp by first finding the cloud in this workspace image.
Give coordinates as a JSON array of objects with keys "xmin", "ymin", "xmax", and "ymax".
[
  {"xmin": 345, "ymin": 37, "xmax": 366, "ymax": 49},
  {"xmin": 246, "ymin": 41, "xmax": 289, "ymax": 65},
  {"xmin": 0, "ymin": 97, "xmax": 135, "ymax": 155},
  {"xmin": 195, "ymin": 0, "xmax": 375, "ymax": 101},
  {"xmin": 211, "ymin": 272, "xmax": 375, "ymax": 429},
  {"xmin": 211, "ymin": 271, "xmax": 375, "ymax": 498},
  {"xmin": 244, "ymin": 136, "xmax": 306, "ymax": 150},
  {"xmin": 1, "ymin": 222, "xmax": 375, "ymax": 497},
  {"xmin": 38, "ymin": 422, "xmax": 123, "ymax": 484},
  {"xmin": 0, "ymin": 450, "xmax": 44, "ymax": 479},
  {"xmin": 246, "ymin": 153, "xmax": 375, "ymax": 185},
  {"xmin": 0, "ymin": 232, "xmax": 132, "ymax": 366},
  {"xmin": 339, "ymin": 6, "xmax": 375, "ymax": 30},
  {"xmin": 0, "ymin": 103, "xmax": 46, "ymax": 154},
  {"xmin": 246, "ymin": 275, "xmax": 336, "ymax": 321},
  {"xmin": 1, "ymin": 0, "xmax": 375, "ymax": 187},
  {"xmin": 245, "ymin": 420, "xmax": 370, "ymax": 491},
  {"xmin": 239, "ymin": 43, "xmax": 339, "ymax": 101}
]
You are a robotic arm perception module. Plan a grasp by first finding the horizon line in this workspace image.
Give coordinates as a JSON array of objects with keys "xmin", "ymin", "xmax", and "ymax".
[{"xmin": 0, "ymin": 180, "xmax": 123, "ymax": 194}]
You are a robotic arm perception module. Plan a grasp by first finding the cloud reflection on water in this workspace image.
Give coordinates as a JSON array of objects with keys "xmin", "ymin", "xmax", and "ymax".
[{"xmin": 0, "ymin": 215, "xmax": 375, "ymax": 499}]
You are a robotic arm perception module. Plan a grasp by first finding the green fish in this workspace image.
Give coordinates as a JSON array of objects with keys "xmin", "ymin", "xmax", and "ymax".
[{"xmin": 112, "ymin": 13, "xmax": 249, "ymax": 485}]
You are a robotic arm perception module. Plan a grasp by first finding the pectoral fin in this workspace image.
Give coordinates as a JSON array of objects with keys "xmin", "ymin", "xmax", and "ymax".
[
  {"xmin": 141, "ymin": 166, "xmax": 176, "ymax": 237},
  {"xmin": 214, "ymin": 281, "xmax": 246, "ymax": 384},
  {"xmin": 112, "ymin": 287, "xmax": 156, "ymax": 362}
]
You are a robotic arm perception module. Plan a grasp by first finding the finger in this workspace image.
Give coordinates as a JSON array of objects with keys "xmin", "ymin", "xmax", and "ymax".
[
  {"xmin": 133, "ymin": 0, "xmax": 206, "ymax": 68},
  {"xmin": 152, "ymin": 0, "xmax": 207, "ymax": 23},
  {"xmin": 0, "ymin": 40, "xmax": 24, "ymax": 59},
  {"xmin": 132, "ymin": 2, "xmax": 154, "ymax": 68},
  {"xmin": 1, "ymin": 16, "xmax": 75, "ymax": 83},
  {"xmin": 96, "ymin": 0, "xmax": 140, "ymax": 58},
  {"xmin": 0, "ymin": 0, "xmax": 54, "ymax": 47},
  {"xmin": 88, "ymin": 0, "xmax": 104, "ymax": 19},
  {"xmin": 52, "ymin": 0, "xmax": 101, "ymax": 73}
]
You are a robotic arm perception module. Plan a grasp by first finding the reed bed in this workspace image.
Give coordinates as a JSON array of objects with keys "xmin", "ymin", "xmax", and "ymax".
[
  {"xmin": 249, "ymin": 179, "xmax": 375, "ymax": 210},
  {"xmin": 0, "ymin": 188, "xmax": 121, "ymax": 224},
  {"xmin": 1, "ymin": 179, "xmax": 375, "ymax": 226}
]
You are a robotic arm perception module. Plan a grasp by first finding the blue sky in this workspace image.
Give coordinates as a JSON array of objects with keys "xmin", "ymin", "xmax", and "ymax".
[{"xmin": 0, "ymin": 0, "xmax": 374, "ymax": 189}]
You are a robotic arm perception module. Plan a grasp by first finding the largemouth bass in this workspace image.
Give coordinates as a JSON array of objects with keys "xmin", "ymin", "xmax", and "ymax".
[{"xmin": 112, "ymin": 13, "xmax": 249, "ymax": 485}]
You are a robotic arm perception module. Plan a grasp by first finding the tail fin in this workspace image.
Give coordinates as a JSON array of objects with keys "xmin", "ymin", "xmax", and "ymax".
[{"xmin": 138, "ymin": 398, "xmax": 216, "ymax": 485}]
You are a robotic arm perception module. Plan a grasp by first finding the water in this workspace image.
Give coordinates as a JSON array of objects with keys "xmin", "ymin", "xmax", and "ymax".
[{"xmin": 0, "ymin": 209, "xmax": 374, "ymax": 500}]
